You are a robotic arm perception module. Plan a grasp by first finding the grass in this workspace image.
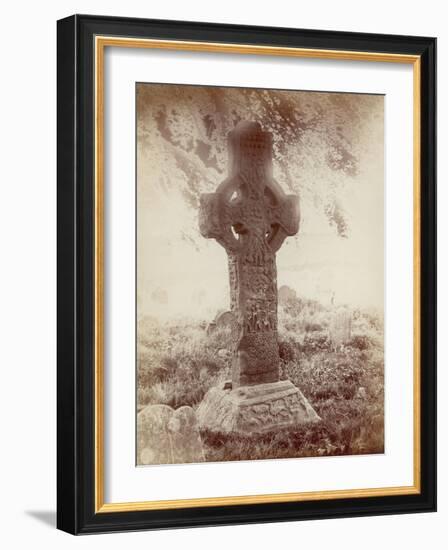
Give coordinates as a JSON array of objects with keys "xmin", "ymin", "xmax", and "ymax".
[{"xmin": 137, "ymin": 297, "xmax": 384, "ymax": 462}]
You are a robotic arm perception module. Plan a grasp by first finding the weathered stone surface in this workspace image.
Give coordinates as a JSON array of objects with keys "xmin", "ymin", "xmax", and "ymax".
[
  {"xmin": 215, "ymin": 310, "xmax": 235, "ymax": 330},
  {"xmin": 198, "ymin": 120, "xmax": 319, "ymax": 434},
  {"xmin": 329, "ymin": 307, "xmax": 352, "ymax": 350},
  {"xmin": 137, "ymin": 404, "xmax": 173, "ymax": 465},
  {"xmin": 168, "ymin": 406, "xmax": 205, "ymax": 463},
  {"xmin": 137, "ymin": 404, "xmax": 204, "ymax": 465},
  {"xmin": 278, "ymin": 285, "xmax": 297, "ymax": 304},
  {"xmin": 197, "ymin": 380, "xmax": 320, "ymax": 434},
  {"xmin": 199, "ymin": 121, "xmax": 300, "ymax": 388}
]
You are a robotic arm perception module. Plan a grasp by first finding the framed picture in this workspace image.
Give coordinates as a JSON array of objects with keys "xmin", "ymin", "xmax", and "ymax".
[{"xmin": 57, "ymin": 14, "xmax": 436, "ymax": 534}]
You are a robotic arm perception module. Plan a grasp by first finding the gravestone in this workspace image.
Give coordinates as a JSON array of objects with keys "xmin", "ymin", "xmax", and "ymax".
[
  {"xmin": 168, "ymin": 406, "xmax": 205, "ymax": 463},
  {"xmin": 137, "ymin": 404, "xmax": 205, "ymax": 465},
  {"xmin": 206, "ymin": 311, "xmax": 235, "ymax": 336},
  {"xmin": 205, "ymin": 320, "xmax": 217, "ymax": 336},
  {"xmin": 137, "ymin": 404, "xmax": 173, "ymax": 465},
  {"xmin": 278, "ymin": 285, "xmax": 297, "ymax": 304},
  {"xmin": 329, "ymin": 306, "xmax": 352, "ymax": 351},
  {"xmin": 197, "ymin": 121, "xmax": 320, "ymax": 434},
  {"xmin": 215, "ymin": 310, "xmax": 235, "ymax": 330}
]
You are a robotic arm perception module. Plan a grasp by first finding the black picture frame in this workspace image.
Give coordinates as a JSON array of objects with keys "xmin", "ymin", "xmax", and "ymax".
[{"xmin": 57, "ymin": 14, "xmax": 436, "ymax": 534}]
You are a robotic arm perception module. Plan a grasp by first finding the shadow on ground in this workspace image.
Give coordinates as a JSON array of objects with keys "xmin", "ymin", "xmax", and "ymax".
[{"xmin": 26, "ymin": 510, "xmax": 56, "ymax": 528}]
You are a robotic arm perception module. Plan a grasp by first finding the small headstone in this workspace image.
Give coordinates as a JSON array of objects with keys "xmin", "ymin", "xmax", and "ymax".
[
  {"xmin": 329, "ymin": 307, "xmax": 352, "ymax": 351},
  {"xmin": 278, "ymin": 285, "xmax": 297, "ymax": 304},
  {"xmin": 137, "ymin": 404, "xmax": 205, "ymax": 465},
  {"xmin": 206, "ymin": 321, "xmax": 217, "ymax": 336},
  {"xmin": 168, "ymin": 406, "xmax": 205, "ymax": 463},
  {"xmin": 137, "ymin": 404, "xmax": 173, "ymax": 465},
  {"xmin": 215, "ymin": 310, "xmax": 235, "ymax": 330}
]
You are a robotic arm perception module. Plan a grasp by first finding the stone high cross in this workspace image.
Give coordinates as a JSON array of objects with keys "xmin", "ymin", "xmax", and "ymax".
[{"xmin": 199, "ymin": 121, "xmax": 300, "ymax": 388}]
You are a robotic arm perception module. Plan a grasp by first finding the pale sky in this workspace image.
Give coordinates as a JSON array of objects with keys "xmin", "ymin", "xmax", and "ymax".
[{"xmin": 136, "ymin": 86, "xmax": 384, "ymax": 321}]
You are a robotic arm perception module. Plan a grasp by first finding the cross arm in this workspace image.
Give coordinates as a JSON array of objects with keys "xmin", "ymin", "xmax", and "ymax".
[
  {"xmin": 198, "ymin": 192, "xmax": 241, "ymax": 253},
  {"xmin": 266, "ymin": 194, "xmax": 300, "ymax": 252},
  {"xmin": 276, "ymin": 195, "xmax": 300, "ymax": 236}
]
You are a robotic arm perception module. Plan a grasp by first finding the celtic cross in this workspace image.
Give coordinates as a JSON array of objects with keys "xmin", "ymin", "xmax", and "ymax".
[{"xmin": 199, "ymin": 121, "xmax": 300, "ymax": 388}]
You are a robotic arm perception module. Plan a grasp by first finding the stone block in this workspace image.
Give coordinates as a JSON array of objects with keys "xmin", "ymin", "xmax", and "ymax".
[{"xmin": 197, "ymin": 380, "xmax": 320, "ymax": 435}]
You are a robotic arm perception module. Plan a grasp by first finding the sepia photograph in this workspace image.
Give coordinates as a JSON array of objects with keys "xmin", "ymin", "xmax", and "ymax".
[
  {"xmin": 136, "ymin": 82, "xmax": 385, "ymax": 466},
  {"xmin": 55, "ymin": 13, "xmax": 436, "ymax": 535}
]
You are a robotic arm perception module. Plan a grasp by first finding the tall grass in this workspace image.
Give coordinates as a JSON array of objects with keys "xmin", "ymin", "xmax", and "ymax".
[
  {"xmin": 137, "ymin": 299, "xmax": 384, "ymax": 461},
  {"xmin": 138, "ymin": 321, "xmax": 232, "ymax": 411}
]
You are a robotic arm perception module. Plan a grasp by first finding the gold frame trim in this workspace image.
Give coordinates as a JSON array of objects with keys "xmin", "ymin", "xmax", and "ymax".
[{"xmin": 94, "ymin": 36, "xmax": 421, "ymax": 513}]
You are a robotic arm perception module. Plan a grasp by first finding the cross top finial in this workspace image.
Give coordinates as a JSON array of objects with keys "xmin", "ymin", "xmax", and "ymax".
[
  {"xmin": 229, "ymin": 120, "xmax": 271, "ymax": 145},
  {"xmin": 228, "ymin": 121, "xmax": 273, "ymax": 177}
]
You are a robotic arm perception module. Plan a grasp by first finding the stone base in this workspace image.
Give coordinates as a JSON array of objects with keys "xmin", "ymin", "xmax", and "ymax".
[{"xmin": 197, "ymin": 379, "xmax": 320, "ymax": 435}]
